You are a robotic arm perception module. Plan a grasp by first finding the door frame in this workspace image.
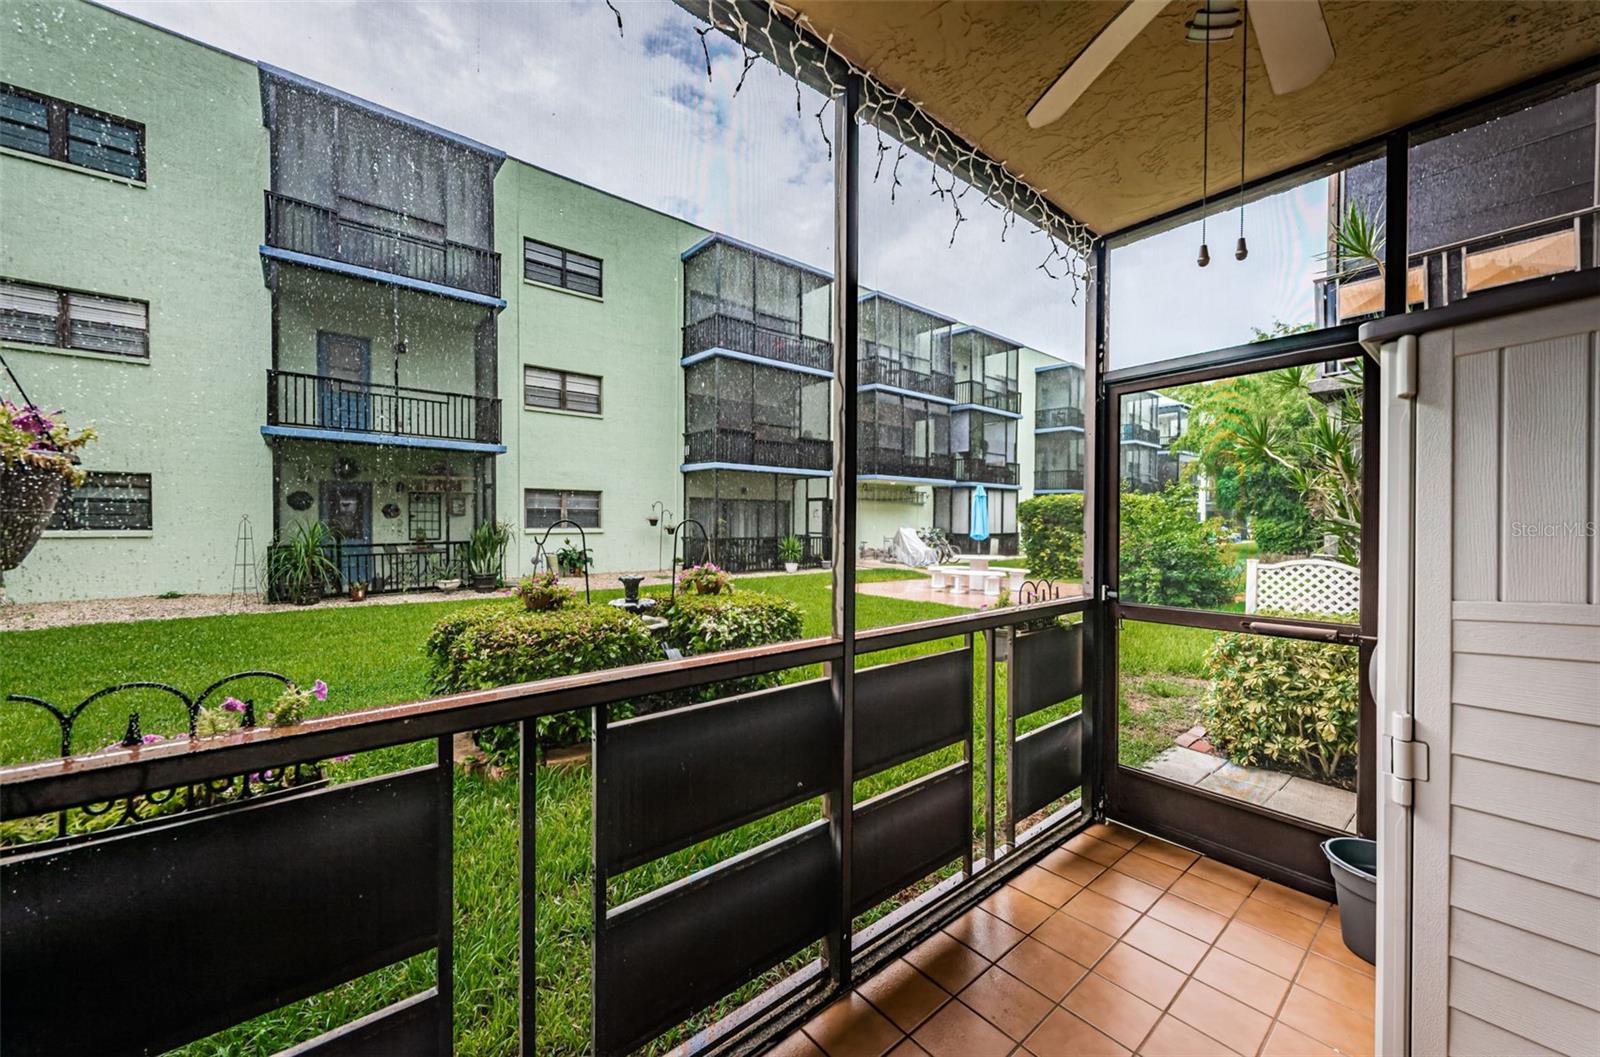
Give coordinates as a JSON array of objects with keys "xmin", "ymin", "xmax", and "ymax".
[{"xmin": 1096, "ymin": 335, "xmax": 1379, "ymax": 899}]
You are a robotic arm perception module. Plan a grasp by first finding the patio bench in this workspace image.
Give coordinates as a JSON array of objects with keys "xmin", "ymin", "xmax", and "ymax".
[
  {"xmin": 969, "ymin": 570, "xmax": 1005, "ymax": 596},
  {"xmin": 929, "ymin": 565, "xmax": 965, "ymax": 590}
]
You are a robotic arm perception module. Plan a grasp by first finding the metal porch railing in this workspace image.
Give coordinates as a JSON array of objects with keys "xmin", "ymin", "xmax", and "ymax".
[
  {"xmin": 267, "ymin": 370, "xmax": 502, "ymax": 445},
  {"xmin": 0, "ymin": 597, "xmax": 1092, "ymax": 1057}
]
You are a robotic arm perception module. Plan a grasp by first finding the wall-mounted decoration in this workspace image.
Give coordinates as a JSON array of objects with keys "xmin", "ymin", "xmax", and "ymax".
[
  {"xmin": 286, "ymin": 490, "xmax": 314, "ymax": 512},
  {"xmin": 381, "ymin": 503, "xmax": 401, "ymax": 520},
  {"xmin": 333, "ymin": 456, "xmax": 360, "ymax": 479},
  {"xmin": 448, "ymin": 495, "xmax": 468, "ymax": 518}
]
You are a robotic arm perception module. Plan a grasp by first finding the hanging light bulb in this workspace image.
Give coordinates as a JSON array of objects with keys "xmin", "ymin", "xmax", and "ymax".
[{"xmin": 1235, "ymin": 1, "xmax": 1250, "ymax": 261}]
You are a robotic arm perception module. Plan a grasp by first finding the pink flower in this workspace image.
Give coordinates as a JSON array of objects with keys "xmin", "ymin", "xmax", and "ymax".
[
  {"xmin": 222, "ymin": 696, "xmax": 247, "ymax": 713},
  {"xmin": 312, "ymin": 679, "xmax": 329, "ymax": 701},
  {"xmin": 140, "ymin": 733, "xmax": 165, "ymax": 745},
  {"xmin": 331, "ymin": 754, "xmax": 354, "ymax": 763}
]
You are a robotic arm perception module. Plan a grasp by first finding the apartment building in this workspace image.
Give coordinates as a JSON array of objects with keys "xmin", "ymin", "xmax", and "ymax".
[{"xmin": 0, "ymin": 0, "xmax": 1076, "ymax": 601}]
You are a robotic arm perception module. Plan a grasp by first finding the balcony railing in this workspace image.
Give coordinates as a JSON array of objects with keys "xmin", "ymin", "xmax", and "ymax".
[
  {"xmin": 1121, "ymin": 422, "xmax": 1160, "ymax": 445},
  {"xmin": 682, "ymin": 532, "xmax": 830, "ymax": 573},
  {"xmin": 953, "ymin": 454, "xmax": 1020, "ymax": 485},
  {"xmin": 1036, "ymin": 467, "xmax": 1084, "ymax": 491},
  {"xmin": 684, "ymin": 428, "xmax": 832, "ymax": 471},
  {"xmin": 265, "ymin": 540, "xmax": 474, "ymax": 598},
  {"xmin": 264, "ymin": 191, "xmax": 501, "ymax": 299},
  {"xmin": 954, "ymin": 379, "xmax": 1021, "ymax": 414},
  {"xmin": 858, "ymin": 350, "xmax": 955, "ymax": 399},
  {"xmin": 1124, "ymin": 472, "xmax": 1160, "ymax": 493},
  {"xmin": 683, "ymin": 313, "xmax": 833, "ymax": 372},
  {"xmin": 1036, "ymin": 405, "xmax": 1085, "ymax": 429},
  {"xmin": 268, "ymin": 370, "xmax": 502, "ymax": 445},
  {"xmin": 0, "ymin": 599, "xmax": 1090, "ymax": 1057},
  {"xmin": 858, "ymin": 448, "xmax": 954, "ymax": 480}
]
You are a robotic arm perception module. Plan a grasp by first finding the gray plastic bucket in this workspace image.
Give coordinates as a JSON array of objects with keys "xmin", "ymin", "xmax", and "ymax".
[{"xmin": 1321, "ymin": 837, "xmax": 1376, "ymax": 964}]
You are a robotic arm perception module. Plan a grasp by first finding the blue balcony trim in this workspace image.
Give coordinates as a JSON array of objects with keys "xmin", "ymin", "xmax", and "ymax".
[
  {"xmin": 261, "ymin": 424, "xmax": 506, "ymax": 454},
  {"xmin": 947, "ymin": 481, "xmax": 1021, "ymax": 491},
  {"xmin": 679, "ymin": 233, "xmax": 832, "ymax": 281},
  {"xmin": 1034, "ymin": 361, "xmax": 1085, "ymax": 374},
  {"xmin": 260, "ymin": 246, "xmax": 508, "ymax": 309},
  {"xmin": 857, "ymin": 289, "xmax": 959, "ymax": 325},
  {"xmin": 952, "ymin": 403, "xmax": 1023, "ymax": 419},
  {"xmin": 258, "ymin": 63, "xmax": 505, "ymax": 162},
  {"xmin": 1033, "ymin": 489, "xmax": 1085, "ymax": 495},
  {"xmin": 1122, "ymin": 438, "xmax": 1163, "ymax": 449},
  {"xmin": 858, "ymin": 473, "xmax": 958, "ymax": 487},
  {"xmin": 1034, "ymin": 425, "xmax": 1086, "ymax": 434},
  {"xmin": 857, "ymin": 382, "xmax": 956, "ymax": 405},
  {"xmin": 680, "ymin": 461, "xmax": 833, "ymax": 478},
  {"xmin": 680, "ymin": 347, "xmax": 834, "ymax": 378}
]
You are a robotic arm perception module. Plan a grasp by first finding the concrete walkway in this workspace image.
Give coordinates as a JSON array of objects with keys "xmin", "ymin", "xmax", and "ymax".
[{"xmin": 1141, "ymin": 746, "xmax": 1359, "ymax": 832}]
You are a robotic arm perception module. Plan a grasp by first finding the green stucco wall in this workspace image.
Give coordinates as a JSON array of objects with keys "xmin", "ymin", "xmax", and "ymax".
[
  {"xmin": 494, "ymin": 159, "xmax": 707, "ymax": 578},
  {"xmin": 1, "ymin": 1, "xmax": 270, "ymax": 602}
]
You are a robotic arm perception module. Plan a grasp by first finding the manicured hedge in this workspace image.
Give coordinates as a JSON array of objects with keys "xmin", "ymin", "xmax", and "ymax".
[
  {"xmin": 426, "ymin": 591, "xmax": 805, "ymax": 755},
  {"xmin": 1117, "ymin": 487, "xmax": 1236, "ymax": 609},
  {"xmin": 1017, "ymin": 493, "xmax": 1084, "ymax": 582}
]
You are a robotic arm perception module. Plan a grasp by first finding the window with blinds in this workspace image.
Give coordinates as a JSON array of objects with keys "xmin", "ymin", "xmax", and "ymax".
[
  {"xmin": 47, "ymin": 473, "xmax": 153, "ymax": 532},
  {"xmin": 1, "ymin": 84, "xmax": 144, "ymax": 181},
  {"xmin": 0, "ymin": 279, "xmax": 149, "ymax": 358},
  {"xmin": 523, "ymin": 365, "xmax": 601, "ymax": 414},
  {"xmin": 523, "ymin": 239, "xmax": 602, "ymax": 296},
  {"xmin": 524, "ymin": 489, "xmax": 601, "ymax": 530}
]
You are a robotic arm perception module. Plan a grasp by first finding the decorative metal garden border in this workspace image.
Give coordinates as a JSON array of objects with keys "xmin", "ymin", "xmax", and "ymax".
[{"xmin": 4, "ymin": 670, "xmax": 325, "ymax": 839}]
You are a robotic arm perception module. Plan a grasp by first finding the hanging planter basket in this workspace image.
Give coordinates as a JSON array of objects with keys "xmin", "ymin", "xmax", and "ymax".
[{"xmin": 1, "ymin": 458, "xmax": 69, "ymax": 572}]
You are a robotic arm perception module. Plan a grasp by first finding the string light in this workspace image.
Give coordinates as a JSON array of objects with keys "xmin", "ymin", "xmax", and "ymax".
[
  {"xmin": 634, "ymin": 0, "xmax": 1094, "ymax": 285},
  {"xmin": 1235, "ymin": 1, "xmax": 1249, "ymax": 261},
  {"xmin": 1196, "ymin": 4, "xmax": 1212, "ymax": 268}
]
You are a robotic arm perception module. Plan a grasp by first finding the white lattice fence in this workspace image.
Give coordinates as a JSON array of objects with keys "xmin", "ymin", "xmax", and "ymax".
[{"xmin": 1244, "ymin": 558, "xmax": 1360, "ymax": 616}]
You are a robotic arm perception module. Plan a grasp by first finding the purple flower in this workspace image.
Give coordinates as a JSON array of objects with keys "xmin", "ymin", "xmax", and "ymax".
[
  {"xmin": 331, "ymin": 754, "xmax": 354, "ymax": 763},
  {"xmin": 140, "ymin": 733, "xmax": 165, "ymax": 745},
  {"xmin": 312, "ymin": 679, "xmax": 329, "ymax": 701},
  {"xmin": 221, "ymin": 696, "xmax": 247, "ymax": 713}
]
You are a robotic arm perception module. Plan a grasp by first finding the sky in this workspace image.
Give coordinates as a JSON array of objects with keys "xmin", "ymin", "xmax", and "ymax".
[{"xmin": 105, "ymin": 0, "xmax": 1324, "ymax": 365}]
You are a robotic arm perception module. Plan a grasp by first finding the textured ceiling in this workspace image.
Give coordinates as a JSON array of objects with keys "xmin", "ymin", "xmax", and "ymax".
[{"xmin": 787, "ymin": 1, "xmax": 1600, "ymax": 234}]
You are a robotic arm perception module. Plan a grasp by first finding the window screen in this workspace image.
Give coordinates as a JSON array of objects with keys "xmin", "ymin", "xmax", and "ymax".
[
  {"xmin": 0, "ymin": 279, "xmax": 148, "ymax": 358},
  {"xmin": 523, "ymin": 239, "xmax": 602, "ymax": 296},
  {"xmin": 1, "ymin": 84, "xmax": 144, "ymax": 180},
  {"xmin": 524, "ymin": 489, "xmax": 601, "ymax": 529},
  {"xmin": 524, "ymin": 366, "xmax": 601, "ymax": 413},
  {"xmin": 48, "ymin": 472, "xmax": 152, "ymax": 531}
]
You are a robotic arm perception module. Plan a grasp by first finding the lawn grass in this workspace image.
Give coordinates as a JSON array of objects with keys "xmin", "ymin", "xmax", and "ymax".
[{"xmin": 0, "ymin": 569, "xmax": 1178, "ymax": 1054}]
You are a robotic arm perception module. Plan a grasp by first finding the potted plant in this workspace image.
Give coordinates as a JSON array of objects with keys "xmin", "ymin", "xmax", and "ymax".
[
  {"xmin": 778, "ymin": 534, "xmax": 804, "ymax": 573},
  {"xmin": 1, "ymin": 400, "xmax": 95, "ymax": 573},
  {"xmin": 512, "ymin": 570, "xmax": 574, "ymax": 611},
  {"xmin": 266, "ymin": 520, "xmax": 341, "ymax": 605},
  {"xmin": 556, "ymin": 538, "xmax": 593, "ymax": 577},
  {"xmin": 467, "ymin": 520, "xmax": 511, "ymax": 591},
  {"xmin": 347, "ymin": 580, "xmax": 368, "ymax": 602},
  {"xmin": 429, "ymin": 556, "xmax": 461, "ymax": 592},
  {"xmin": 680, "ymin": 562, "xmax": 732, "ymax": 595}
]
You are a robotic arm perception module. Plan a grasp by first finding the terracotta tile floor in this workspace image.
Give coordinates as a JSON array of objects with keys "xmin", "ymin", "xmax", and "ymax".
[{"xmin": 782, "ymin": 822, "xmax": 1375, "ymax": 1057}]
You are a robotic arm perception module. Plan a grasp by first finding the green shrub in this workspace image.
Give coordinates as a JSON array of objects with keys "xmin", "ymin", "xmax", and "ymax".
[
  {"xmin": 1203, "ymin": 622, "xmax": 1359, "ymax": 782},
  {"xmin": 426, "ymin": 605, "xmax": 662, "ymax": 750},
  {"xmin": 1252, "ymin": 514, "xmax": 1319, "ymax": 556},
  {"xmin": 425, "ymin": 592, "xmax": 804, "ymax": 759},
  {"xmin": 1017, "ymin": 493, "xmax": 1084, "ymax": 581},
  {"xmin": 1118, "ymin": 487, "xmax": 1236, "ymax": 608}
]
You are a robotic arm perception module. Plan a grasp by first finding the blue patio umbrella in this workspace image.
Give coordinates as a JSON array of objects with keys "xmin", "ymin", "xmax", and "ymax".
[{"xmin": 969, "ymin": 485, "xmax": 990, "ymax": 543}]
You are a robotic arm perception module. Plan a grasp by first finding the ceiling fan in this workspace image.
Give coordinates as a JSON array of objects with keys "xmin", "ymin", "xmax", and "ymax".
[{"xmin": 1027, "ymin": 0, "xmax": 1335, "ymax": 129}]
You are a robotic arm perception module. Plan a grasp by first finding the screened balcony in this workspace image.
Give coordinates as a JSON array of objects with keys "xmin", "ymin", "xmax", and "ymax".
[
  {"xmin": 1035, "ymin": 430, "xmax": 1086, "ymax": 493},
  {"xmin": 1120, "ymin": 391, "xmax": 1160, "ymax": 447},
  {"xmin": 1036, "ymin": 362, "xmax": 1086, "ymax": 430},
  {"xmin": 952, "ymin": 327, "xmax": 1021, "ymax": 414},
  {"xmin": 858, "ymin": 389, "xmax": 953, "ymax": 480},
  {"xmin": 858, "ymin": 293, "xmax": 956, "ymax": 399},
  {"xmin": 683, "ymin": 236, "xmax": 834, "ymax": 372},
  {"xmin": 684, "ymin": 357, "xmax": 832, "ymax": 472},
  {"xmin": 952, "ymin": 409, "xmax": 1019, "ymax": 486}
]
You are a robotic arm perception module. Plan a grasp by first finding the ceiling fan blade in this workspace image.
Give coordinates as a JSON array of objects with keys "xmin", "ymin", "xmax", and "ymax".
[
  {"xmin": 1027, "ymin": 0, "xmax": 1170, "ymax": 129},
  {"xmin": 1248, "ymin": 0, "xmax": 1335, "ymax": 95}
]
